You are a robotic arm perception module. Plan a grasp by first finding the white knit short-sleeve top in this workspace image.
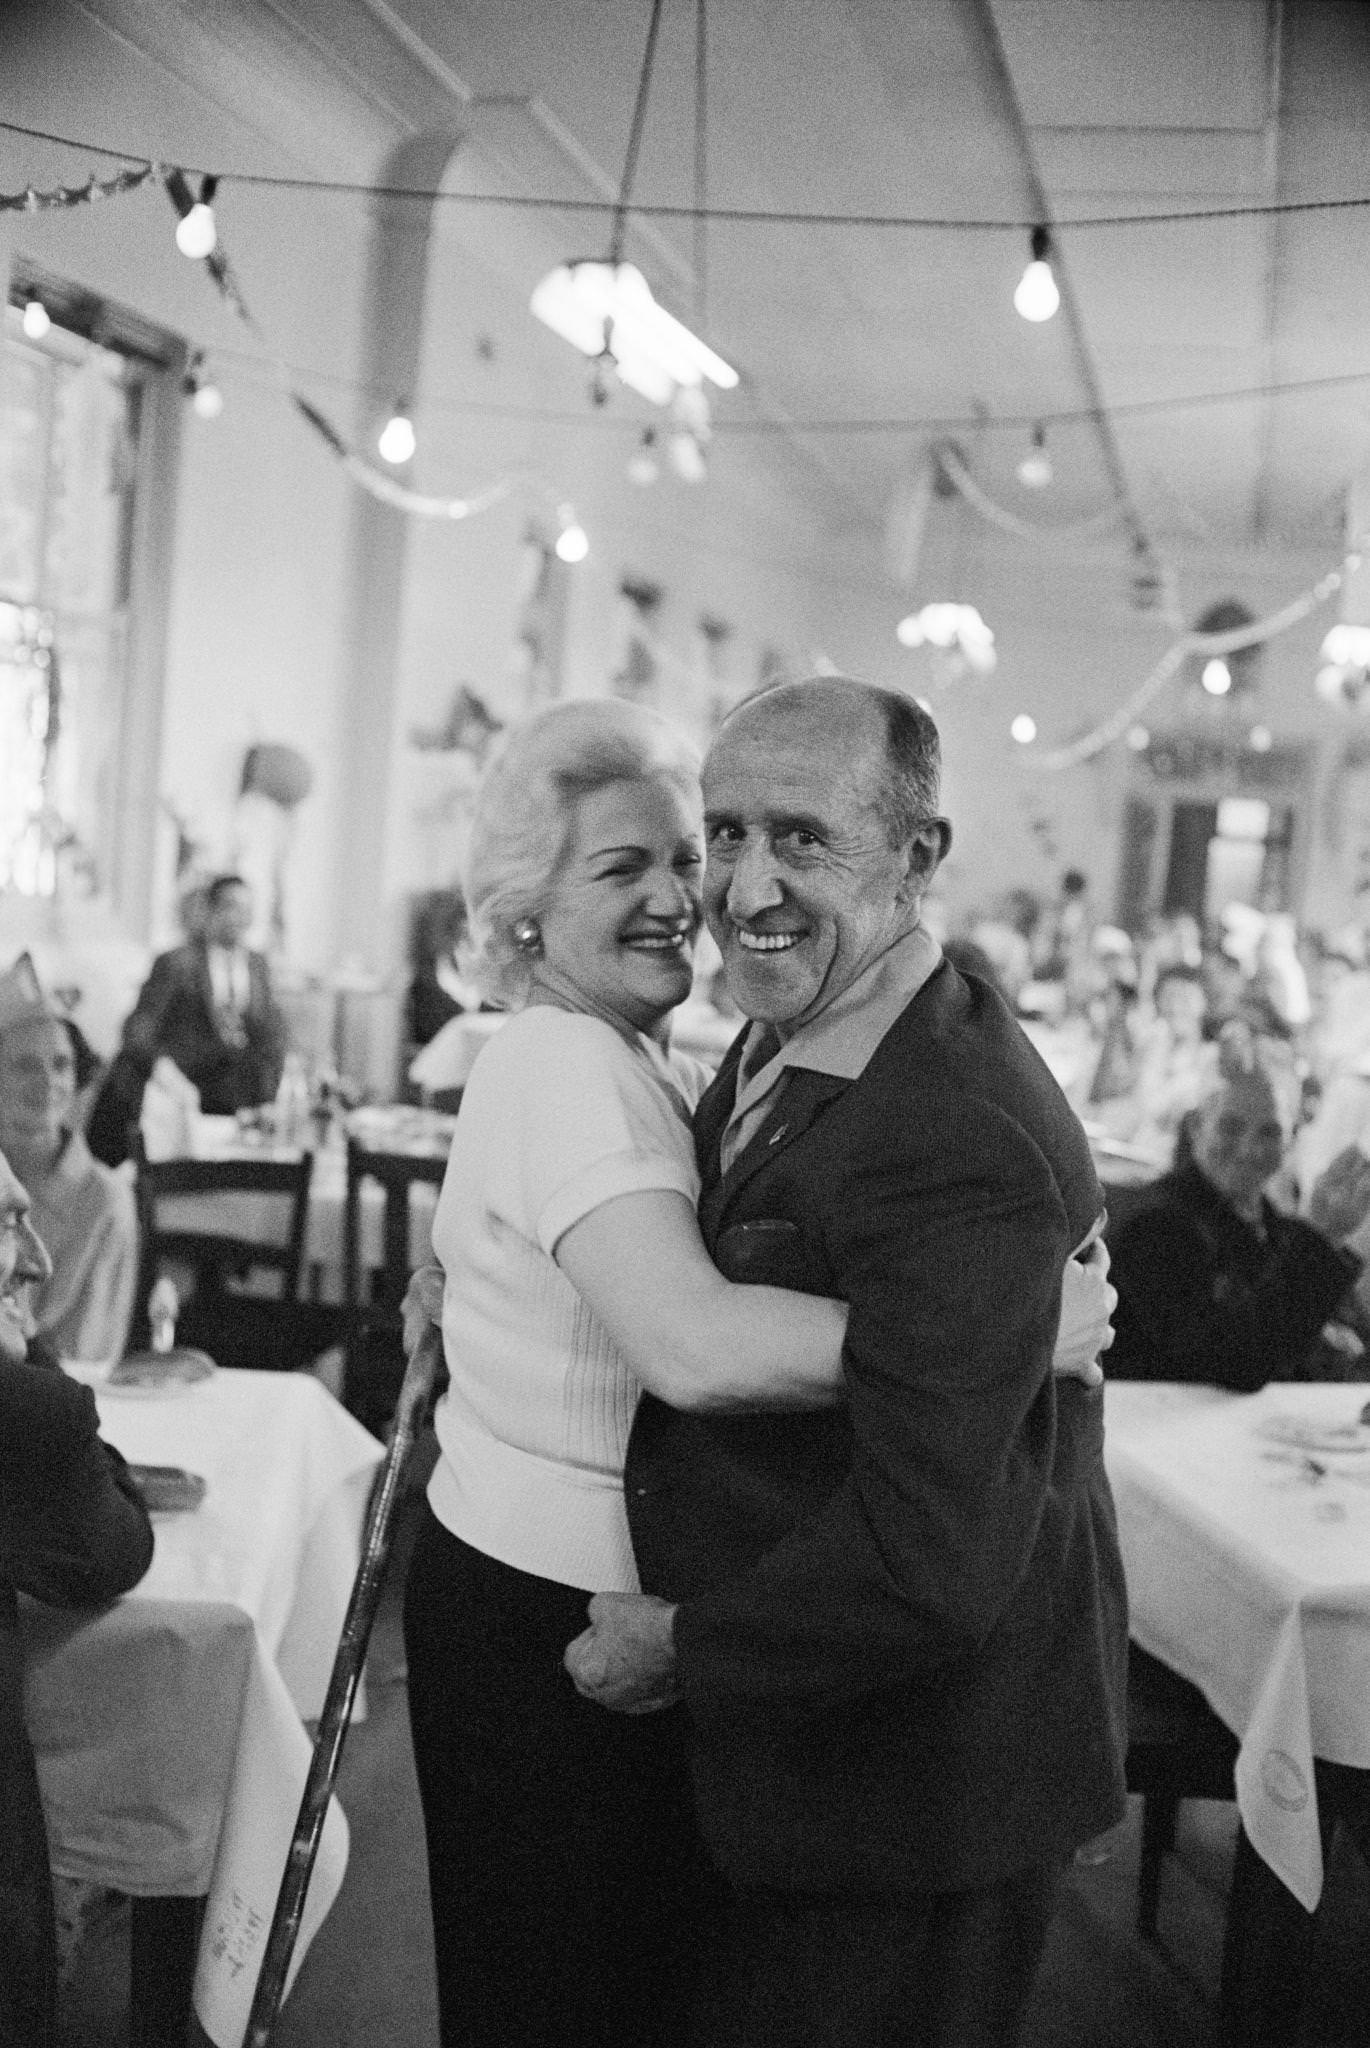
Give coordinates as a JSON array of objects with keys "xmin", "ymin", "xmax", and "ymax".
[{"xmin": 427, "ymin": 1005, "xmax": 712, "ymax": 1592}]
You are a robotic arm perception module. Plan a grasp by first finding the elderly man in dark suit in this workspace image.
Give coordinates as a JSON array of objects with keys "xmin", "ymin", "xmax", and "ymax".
[
  {"xmin": 0, "ymin": 1145, "xmax": 153, "ymax": 2048},
  {"xmin": 566, "ymin": 678, "xmax": 1128, "ymax": 2047},
  {"xmin": 89, "ymin": 874, "xmax": 288, "ymax": 1164}
]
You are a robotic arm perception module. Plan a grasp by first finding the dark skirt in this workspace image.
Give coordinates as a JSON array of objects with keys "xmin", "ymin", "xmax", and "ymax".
[{"xmin": 403, "ymin": 1503, "xmax": 724, "ymax": 2048}]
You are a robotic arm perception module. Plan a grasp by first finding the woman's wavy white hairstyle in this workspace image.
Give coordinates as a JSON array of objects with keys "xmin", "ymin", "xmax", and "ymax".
[{"xmin": 463, "ymin": 697, "xmax": 701, "ymax": 1008}]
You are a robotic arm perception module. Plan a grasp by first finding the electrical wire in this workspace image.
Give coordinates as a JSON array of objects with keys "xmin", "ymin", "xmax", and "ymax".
[{"xmin": 3, "ymin": 115, "xmax": 1370, "ymax": 231}]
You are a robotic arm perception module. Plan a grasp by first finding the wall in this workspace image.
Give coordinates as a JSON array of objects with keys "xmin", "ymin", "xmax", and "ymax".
[{"xmin": 3, "ymin": 0, "xmax": 1366, "ymax": 1004}]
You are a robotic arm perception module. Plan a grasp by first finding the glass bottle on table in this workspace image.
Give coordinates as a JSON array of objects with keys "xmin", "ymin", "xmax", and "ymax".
[{"xmin": 274, "ymin": 1052, "xmax": 311, "ymax": 1149}]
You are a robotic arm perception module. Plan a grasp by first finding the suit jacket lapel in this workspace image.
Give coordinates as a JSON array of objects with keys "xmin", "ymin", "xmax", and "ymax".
[{"xmin": 696, "ymin": 1062, "xmax": 851, "ymax": 1242}]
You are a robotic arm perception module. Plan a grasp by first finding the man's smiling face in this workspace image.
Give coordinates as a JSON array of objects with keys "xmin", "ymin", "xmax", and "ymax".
[
  {"xmin": 0, "ymin": 1148, "xmax": 52, "ymax": 1365},
  {"xmin": 702, "ymin": 685, "xmax": 940, "ymax": 1038}
]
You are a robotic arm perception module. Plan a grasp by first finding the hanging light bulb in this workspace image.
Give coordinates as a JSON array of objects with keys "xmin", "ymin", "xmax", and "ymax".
[
  {"xmin": 1010, "ymin": 714, "xmax": 1037, "ymax": 745},
  {"xmin": 1248, "ymin": 725, "xmax": 1273, "ymax": 753},
  {"xmin": 174, "ymin": 175, "xmax": 219, "ymax": 260},
  {"xmin": 1016, "ymin": 423, "xmax": 1052, "ymax": 489},
  {"xmin": 1126, "ymin": 724, "xmax": 1150, "ymax": 751},
  {"xmin": 1014, "ymin": 227, "xmax": 1060, "ymax": 323},
  {"xmin": 192, "ymin": 378, "xmax": 224, "ymax": 420},
  {"xmin": 378, "ymin": 406, "xmax": 416, "ymax": 465},
  {"xmin": 21, "ymin": 297, "xmax": 50, "ymax": 340},
  {"xmin": 627, "ymin": 428, "xmax": 660, "ymax": 486},
  {"xmin": 554, "ymin": 506, "xmax": 589, "ymax": 563},
  {"xmin": 1201, "ymin": 657, "xmax": 1233, "ymax": 696}
]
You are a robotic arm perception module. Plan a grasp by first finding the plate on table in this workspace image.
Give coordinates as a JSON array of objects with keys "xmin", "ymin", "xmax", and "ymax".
[
  {"xmin": 103, "ymin": 1347, "xmax": 217, "ymax": 1397},
  {"xmin": 1255, "ymin": 1411, "xmax": 1370, "ymax": 1456}
]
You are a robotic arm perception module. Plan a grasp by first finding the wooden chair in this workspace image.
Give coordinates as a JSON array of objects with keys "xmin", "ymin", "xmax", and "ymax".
[
  {"xmin": 342, "ymin": 1132, "xmax": 451, "ymax": 1433},
  {"xmin": 132, "ymin": 1145, "xmax": 318, "ymax": 1370},
  {"xmin": 1125, "ymin": 1642, "xmax": 1240, "ymax": 1940}
]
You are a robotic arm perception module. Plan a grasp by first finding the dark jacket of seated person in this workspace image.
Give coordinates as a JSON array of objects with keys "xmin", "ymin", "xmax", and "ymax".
[
  {"xmin": 1109, "ymin": 1062, "xmax": 1370, "ymax": 1390},
  {"xmin": 0, "ymin": 1158, "xmax": 154, "ymax": 2048}
]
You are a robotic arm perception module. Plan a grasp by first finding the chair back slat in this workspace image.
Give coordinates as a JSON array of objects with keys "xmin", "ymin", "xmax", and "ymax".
[
  {"xmin": 342, "ymin": 1134, "xmax": 450, "ymax": 1430},
  {"xmin": 134, "ymin": 1145, "xmax": 315, "ymax": 1316}
]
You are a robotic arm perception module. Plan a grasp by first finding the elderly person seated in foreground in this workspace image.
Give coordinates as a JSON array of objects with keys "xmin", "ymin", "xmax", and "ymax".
[
  {"xmin": 0, "ymin": 1142, "xmax": 154, "ymax": 2048},
  {"xmin": 0, "ymin": 959, "xmax": 137, "ymax": 1364},
  {"xmin": 1108, "ymin": 1042, "xmax": 1370, "ymax": 1389}
]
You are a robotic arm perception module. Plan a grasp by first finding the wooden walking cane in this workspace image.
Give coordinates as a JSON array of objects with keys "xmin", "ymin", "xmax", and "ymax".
[{"xmin": 241, "ymin": 1322, "xmax": 444, "ymax": 2047}]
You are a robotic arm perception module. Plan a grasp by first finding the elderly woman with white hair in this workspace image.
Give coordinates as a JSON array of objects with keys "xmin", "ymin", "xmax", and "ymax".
[{"xmin": 402, "ymin": 697, "xmax": 1113, "ymax": 2048}]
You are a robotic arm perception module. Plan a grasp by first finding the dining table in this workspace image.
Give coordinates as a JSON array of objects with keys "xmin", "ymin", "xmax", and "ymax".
[
  {"xmin": 1103, "ymin": 1378, "xmax": 1370, "ymax": 1912},
  {"xmin": 22, "ymin": 1364, "xmax": 384, "ymax": 2048}
]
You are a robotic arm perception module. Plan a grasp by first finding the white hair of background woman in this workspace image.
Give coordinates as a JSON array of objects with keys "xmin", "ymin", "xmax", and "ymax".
[{"xmin": 462, "ymin": 697, "xmax": 701, "ymax": 1009}]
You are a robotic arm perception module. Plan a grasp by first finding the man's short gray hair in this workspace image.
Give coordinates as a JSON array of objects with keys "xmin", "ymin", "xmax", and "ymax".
[
  {"xmin": 869, "ymin": 688, "xmax": 943, "ymax": 849},
  {"xmin": 463, "ymin": 698, "xmax": 701, "ymax": 1007}
]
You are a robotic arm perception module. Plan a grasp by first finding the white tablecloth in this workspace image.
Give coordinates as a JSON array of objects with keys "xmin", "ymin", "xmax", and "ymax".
[
  {"xmin": 23, "ymin": 1369, "xmax": 384, "ymax": 2045},
  {"xmin": 1104, "ymin": 1379, "xmax": 1370, "ymax": 1910}
]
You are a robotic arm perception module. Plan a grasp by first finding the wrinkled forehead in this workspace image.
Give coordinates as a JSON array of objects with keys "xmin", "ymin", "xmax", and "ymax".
[{"xmin": 703, "ymin": 696, "xmax": 888, "ymax": 813}]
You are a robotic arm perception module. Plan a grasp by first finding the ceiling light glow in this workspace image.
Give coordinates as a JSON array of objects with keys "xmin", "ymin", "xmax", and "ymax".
[
  {"xmin": 531, "ymin": 261, "xmax": 737, "ymax": 408},
  {"xmin": 378, "ymin": 410, "xmax": 416, "ymax": 465},
  {"xmin": 1013, "ymin": 228, "xmax": 1060, "ymax": 323}
]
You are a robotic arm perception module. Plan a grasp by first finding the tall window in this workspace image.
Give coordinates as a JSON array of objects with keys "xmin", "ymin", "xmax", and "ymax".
[{"xmin": 0, "ymin": 272, "xmax": 183, "ymax": 923}]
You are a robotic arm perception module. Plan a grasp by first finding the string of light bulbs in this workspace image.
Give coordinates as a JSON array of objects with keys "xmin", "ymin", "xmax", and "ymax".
[
  {"xmin": 935, "ymin": 441, "xmax": 1126, "ymax": 546},
  {"xmin": 5, "ymin": 116, "xmax": 1370, "ymax": 232},
  {"xmin": 1016, "ymin": 545, "xmax": 1363, "ymax": 772},
  {"xmin": 156, "ymin": 171, "xmax": 588, "ymax": 544}
]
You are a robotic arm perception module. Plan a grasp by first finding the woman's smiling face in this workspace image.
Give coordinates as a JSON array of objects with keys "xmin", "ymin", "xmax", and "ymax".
[{"xmin": 532, "ymin": 775, "xmax": 703, "ymax": 1037}]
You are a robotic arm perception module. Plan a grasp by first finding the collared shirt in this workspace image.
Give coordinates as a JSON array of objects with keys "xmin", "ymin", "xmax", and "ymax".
[
  {"xmin": 207, "ymin": 944, "xmax": 251, "ymax": 1020},
  {"xmin": 721, "ymin": 923, "xmax": 943, "ymax": 1172}
]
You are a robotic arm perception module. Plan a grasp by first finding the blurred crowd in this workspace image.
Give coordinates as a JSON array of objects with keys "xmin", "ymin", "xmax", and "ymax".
[{"xmin": 945, "ymin": 870, "xmax": 1370, "ymax": 1187}]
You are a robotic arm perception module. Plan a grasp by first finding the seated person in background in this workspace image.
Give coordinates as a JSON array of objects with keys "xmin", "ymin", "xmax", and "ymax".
[
  {"xmin": 0, "ymin": 961, "xmax": 137, "ymax": 1363},
  {"xmin": 1096, "ymin": 962, "xmax": 1215, "ymax": 1161},
  {"xmin": 0, "ymin": 1144, "xmax": 154, "ymax": 2048},
  {"xmin": 88, "ymin": 874, "xmax": 287, "ymax": 1164},
  {"xmin": 1109, "ymin": 1045, "xmax": 1370, "ymax": 1388}
]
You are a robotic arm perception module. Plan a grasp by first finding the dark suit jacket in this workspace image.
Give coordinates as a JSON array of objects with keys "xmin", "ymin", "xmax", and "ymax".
[
  {"xmin": 626, "ymin": 961, "xmax": 1129, "ymax": 1895},
  {"xmin": 1108, "ymin": 1159, "xmax": 1362, "ymax": 1389},
  {"xmin": 89, "ymin": 941, "xmax": 288, "ymax": 1163},
  {"xmin": 1, "ymin": 1355, "xmax": 153, "ymax": 2047},
  {"xmin": 121, "ymin": 940, "xmax": 286, "ymax": 1114}
]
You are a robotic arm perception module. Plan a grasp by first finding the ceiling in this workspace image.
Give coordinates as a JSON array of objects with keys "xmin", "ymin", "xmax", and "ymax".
[{"xmin": 16, "ymin": 0, "xmax": 1370, "ymax": 593}]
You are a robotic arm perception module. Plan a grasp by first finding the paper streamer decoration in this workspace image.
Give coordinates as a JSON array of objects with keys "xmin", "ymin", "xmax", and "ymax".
[
  {"xmin": 0, "ymin": 163, "xmax": 152, "ymax": 212},
  {"xmin": 1022, "ymin": 549, "xmax": 1362, "ymax": 771}
]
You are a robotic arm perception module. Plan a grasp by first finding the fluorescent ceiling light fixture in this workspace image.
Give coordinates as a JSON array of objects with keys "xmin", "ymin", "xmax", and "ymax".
[{"xmin": 531, "ymin": 261, "xmax": 738, "ymax": 408}]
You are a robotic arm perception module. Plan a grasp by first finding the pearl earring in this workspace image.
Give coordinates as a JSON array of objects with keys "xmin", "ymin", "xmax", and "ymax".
[{"xmin": 514, "ymin": 919, "xmax": 542, "ymax": 955}]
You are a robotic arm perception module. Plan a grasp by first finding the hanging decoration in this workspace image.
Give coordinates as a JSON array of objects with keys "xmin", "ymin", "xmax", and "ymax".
[
  {"xmin": 156, "ymin": 172, "xmax": 558, "ymax": 530},
  {"xmin": 290, "ymin": 399, "xmax": 512, "ymax": 521},
  {"xmin": 0, "ymin": 161, "xmax": 153, "ymax": 213},
  {"xmin": 935, "ymin": 442, "xmax": 1126, "ymax": 546},
  {"xmin": 1019, "ymin": 546, "xmax": 1364, "ymax": 772}
]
